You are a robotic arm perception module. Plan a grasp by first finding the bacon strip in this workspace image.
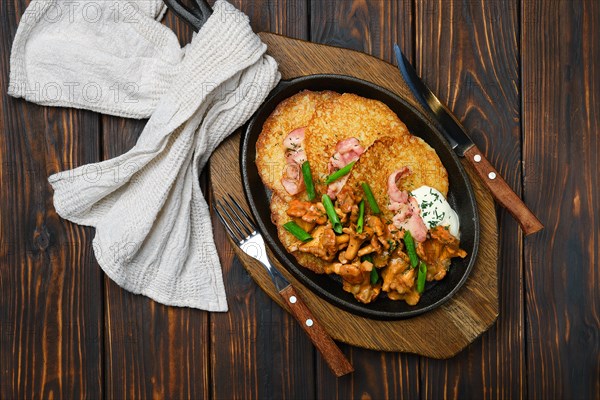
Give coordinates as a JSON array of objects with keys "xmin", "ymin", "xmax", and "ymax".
[
  {"xmin": 387, "ymin": 167, "xmax": 410, "ymax": 204},
  {"xmin": 281, "ymin": 127, "xmax": 306, "ymax": 195},
  {"xmin": 326, "ymin": 138, "xmax": 365, "ymax": 199},
  {"xmin": 387, "ymin": 168, "xmax": 428, "ymax": 242}
]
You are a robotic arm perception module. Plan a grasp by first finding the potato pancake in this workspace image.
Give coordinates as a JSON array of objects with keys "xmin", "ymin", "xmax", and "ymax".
[
  {"xmin": 256, "ymin": 90, "xmax": 340, "ymax": 200},
  {"xmin": 341, "ymin": 135, "xmax": 449, "ymax": 220},
  {"xmin": 304, "ymin": 93, "xmax": 410, "ymax": 193}
]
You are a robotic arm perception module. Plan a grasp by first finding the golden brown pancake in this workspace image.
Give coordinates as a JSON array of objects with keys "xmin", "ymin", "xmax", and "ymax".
[
  {"xmin": 341, "ymin": 135, "xmax": 449, "ymax": 220},
  {"xmin": 304, "ymin": 93, "xmax": 410, "ymax": 193},
  {"xmin": 258, "ymin": 92, "xmax": 449, "ymax": 282},
  {"xmin": 255, "ymin": 90, "xmax": 340, "ymax": 200},
  {"xmin": 269, "ymin": 194, "xmax": 327, "ymax": 274}
]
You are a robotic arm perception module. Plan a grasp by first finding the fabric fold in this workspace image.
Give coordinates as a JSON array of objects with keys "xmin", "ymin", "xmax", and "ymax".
[
  {"xmin": 10, "ymin": 0, "xmax": 281, "ymax": 311},
  {"xmin": 9, "ymin": 0, "xmax": 182, "ymax": 118}
]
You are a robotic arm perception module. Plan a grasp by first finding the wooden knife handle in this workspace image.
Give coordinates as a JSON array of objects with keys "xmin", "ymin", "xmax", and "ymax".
[
  {"xmin": 464, "ymin": 145, "xmax": 543, "ymax": 235},
  {"xmin": 279, "ymin": 285, "xmax": 354, "ymax": 377}
]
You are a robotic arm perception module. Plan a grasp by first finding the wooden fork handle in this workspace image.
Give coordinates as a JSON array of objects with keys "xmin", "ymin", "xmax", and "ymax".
[
  {"xmin": 464, "ymin": 145, "xmax": 543, "ymax": 235},
  {"xmin": 279, "ymin": 285, "xmax": 354, "ymax": 377}
]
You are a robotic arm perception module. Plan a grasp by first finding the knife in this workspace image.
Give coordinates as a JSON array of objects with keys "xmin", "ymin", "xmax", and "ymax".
[{"xmin": 394, "ymin": 44, "xmax": 543, "ymax": 235}]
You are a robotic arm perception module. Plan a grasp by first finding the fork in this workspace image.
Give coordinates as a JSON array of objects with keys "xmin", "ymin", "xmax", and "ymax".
[{"xmin": 214, "ymin": 195, "xmax": 354, "ymax": 377}]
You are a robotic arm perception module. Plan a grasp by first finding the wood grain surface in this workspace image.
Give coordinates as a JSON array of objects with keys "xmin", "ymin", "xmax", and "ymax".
[
  {"xmin": 0, "ymin": 1, "xmax": 104, "ymax": 398},
  {"xmin": 1, "ymin": 0, "xmax": 598, "ymax": 399},
  {"xmin": 413, "ymin": 1, "xmax": 528, "ymax": 399},
  {"xmin": 522, "ymin": 1, "xmax": 600, "ymax": 399}
]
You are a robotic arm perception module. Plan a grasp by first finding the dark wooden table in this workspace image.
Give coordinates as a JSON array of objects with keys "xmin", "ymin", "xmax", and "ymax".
[{"xmin": 1, "ymin": 1, "xmax": 598, "ymax": 399}]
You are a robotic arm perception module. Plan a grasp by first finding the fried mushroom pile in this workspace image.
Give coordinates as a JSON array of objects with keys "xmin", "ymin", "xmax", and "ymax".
[{"xmin": 284, "ymin": 190, "xmax": 467, "ymax": 305}]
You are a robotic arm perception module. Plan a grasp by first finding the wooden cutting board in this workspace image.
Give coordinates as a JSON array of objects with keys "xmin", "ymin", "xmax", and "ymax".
[{"xmin": 210, "ymin": 33, "xmax": 498, "ymax": 358}]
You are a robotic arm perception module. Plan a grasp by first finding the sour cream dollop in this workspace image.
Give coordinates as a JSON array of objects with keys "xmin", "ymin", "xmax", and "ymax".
[{"xmin": 411, "ymin": 186, "xmax": 460, "ymax": 238}]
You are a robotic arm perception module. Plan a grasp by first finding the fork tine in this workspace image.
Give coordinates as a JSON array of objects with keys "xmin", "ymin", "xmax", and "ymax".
[
  {"xmin": 228, "ymin": 194, "xmax": 256, "ymax": 230},
  {"xmin": 214, "ymin": 201, "xmax": 242, "ymax": 242},
  {"xmin": 217, "ymin": 199, "xmax": 248, "ymax": 239},
  {"xmin": 221, "ymin": 198, "xmax": 253, "ymax": 238}
]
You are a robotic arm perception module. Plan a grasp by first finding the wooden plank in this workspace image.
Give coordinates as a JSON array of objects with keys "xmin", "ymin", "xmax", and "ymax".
[
  {"xmin": 209, "ymin": 210, "xmax": 316, "ymax": 399},
  {"xmin": 0, "ymin": 1, "xmax": 103, "ymax": 398},
  {"xmin": 101, "ymin": 13, "xmax": 210, "ymax": 399},
  {"xmin": 309, "ymin": 1, "xmax": 421, "ymax": 398},
  {"xmin": 208, "ymin": 1, "xmax": 316, "ymax": 399},
  {"xmin": 522, "ymin": 0, "xmax": 600, "ymax": 398},
  {"xmin": 310, "ymin": 0, "xmax": 414, "ymax": 61},
  {"xmin": 414, "ymin": 0, "xmax": 525, "ymax": 398},
  {"xmin": 231, "ymin": 0, "xmax": 309, "ymax": 39}
]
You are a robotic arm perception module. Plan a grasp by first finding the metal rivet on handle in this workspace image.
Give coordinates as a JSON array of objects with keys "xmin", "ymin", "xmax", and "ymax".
[
  {"xmin": 289, "ymin": 296, "xmax": 297, "ymax": 304},
  {"xmin": 474, "ymin": 154, "xmax": 482, "ymax": 162},
  {"xmin": 305, "ymin": 319, "xmax": 314, "ymax": 327},
  {"xmin": 488, "ymin": 172, "xmax": 497, "ymax": 180}
]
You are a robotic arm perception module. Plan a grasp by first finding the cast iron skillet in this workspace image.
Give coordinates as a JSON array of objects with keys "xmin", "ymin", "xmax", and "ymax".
[{"xmin": 241, "ymin": 75, "xmax": 480, "ymax": 320}]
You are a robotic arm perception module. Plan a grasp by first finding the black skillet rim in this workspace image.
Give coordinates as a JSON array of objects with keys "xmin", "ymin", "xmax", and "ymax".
[{"xmin": 240, "ymin": 74, "xmax": 480, "ymax": 320}]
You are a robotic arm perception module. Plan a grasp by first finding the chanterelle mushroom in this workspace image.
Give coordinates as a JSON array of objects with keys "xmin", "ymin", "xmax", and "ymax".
[
  {"xmin": 342, "ymin": 227, "xmax": 370, "ymax": 261},
  {"xmin": 298, "ymin": 225, "xmax": 337, "ymax": 261}
]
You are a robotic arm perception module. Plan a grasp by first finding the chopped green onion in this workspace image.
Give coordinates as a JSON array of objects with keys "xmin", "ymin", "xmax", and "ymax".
[
  {"xmin": 356, "ymin": 200, "xmax": 365, "ymax": 233},
  {"xmin": 283, "ymin": 221, "xmax": 313, "ymax": 242},
  {"xmin": 370, "ymin": 268, "xmax": 379, "ymax": 285},
  {"xmin": 417, "ymin": 261, "xmax": 427, "ymax": 293},
  {"xmin": 301, "ymin": 161, "xmax": 316, "ymax": 201},
  {"xmin": 361, "ymin": 182, "xmax": 381, "ymax": 214},
  {"xmin": 361, "ymin": 255, "xmax": 379, "ymax": 285},
  {"xmin": 321, "ymin": 194, "xmax": 343, "ymax": 234},
  {"xmin": 325, "ymin": 161, "xmax": 356, "ymax": 184},
  {"xmin": 403, "ymin": 230, "xmax": 419, "ymax": 268}
]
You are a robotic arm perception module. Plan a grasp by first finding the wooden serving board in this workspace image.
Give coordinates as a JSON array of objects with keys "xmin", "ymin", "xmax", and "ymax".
[{"xmin": 210, "ymin": 33, "xmax": 498, "ymax": 358}]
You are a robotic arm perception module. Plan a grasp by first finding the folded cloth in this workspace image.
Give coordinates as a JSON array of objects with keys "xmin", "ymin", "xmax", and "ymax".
[
  {"xmin": 9, "ymin": 0, "xmax": 281, "ymax": 311},
  {"xmin": 9, "ymin": 0, "xmax": 181, "ymax": 118}
]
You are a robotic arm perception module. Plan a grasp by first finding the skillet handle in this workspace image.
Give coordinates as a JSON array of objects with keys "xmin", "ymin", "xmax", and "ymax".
[{"xmin": 163, "ymin": 0, "xmax": 212, "ymax": 32}]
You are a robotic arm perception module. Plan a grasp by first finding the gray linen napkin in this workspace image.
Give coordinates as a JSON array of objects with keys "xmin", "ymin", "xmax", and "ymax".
[{"xmin": 8, "ymin": 0, "xmax": 281, "ymax": 311}]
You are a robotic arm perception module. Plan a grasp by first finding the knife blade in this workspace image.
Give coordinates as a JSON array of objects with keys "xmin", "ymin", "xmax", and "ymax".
[{"xmin": 394, "ymin": 44, "xmax": 543, "ymax": 235}]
